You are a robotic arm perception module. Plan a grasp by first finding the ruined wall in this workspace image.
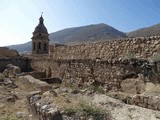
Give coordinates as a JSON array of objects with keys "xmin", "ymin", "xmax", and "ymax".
[
  {"xmin": 123, "ymin": 94, "xmax": 160, "ymax": 111},
  {"xmin": 0, "ymin": 47, "xmax": 19, "ymax": 58},
  {"xmin": 17, "ymin": 75, "xmax": 52, "ymax": 93},
  {"xmin": 50, "ymin": 36, "xmax": 160, "ymax": 60},
  {"xmin": 29, "ymin": 36, "xmax": 160, "ymax": 113},
  {"xmin": 30, "ymin": 36, "xmax": 160, "ymax": 91},
  {"xmin": 0, "ymin": 57, "xmax": 30, "ymax": 72},
  {"xmin": 30, "ymin": 58, "xmax": 160, "ymax": 112},
  {"xmin": 31, "ymin": 58, "xmax": 160, "ymax": 91}
]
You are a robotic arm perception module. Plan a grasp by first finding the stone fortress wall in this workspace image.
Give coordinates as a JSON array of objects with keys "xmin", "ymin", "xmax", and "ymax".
[
  {"xmin": 0, "ymin": 47, "xmax": 19, "ymax": 58},
  {"xmin": 30, "ymin": 57, "xmax": 160, "ymax": 111},
  {"xmin": 31, "ymin": 58, "xmax": 160, "ymax": 89},
  {"xmin": 30, "ymin": 36, "xmax": 160, "ymax": 111},
  {"xmin": 31, "ymin": 36, "xmax": 160, "ymax": 87},
  {"xmin": 1, "ymin": 37, "xmax": 160, "ymax": 113},
  {"xmin": 0, "ymin": 57, "xmax": 30, "ymax": 72},
  {"xmin": 50, "ymin": 36, "xmax": 160, "ymax": 60},
  {"xmin": 0, "ymin": 47, "xmax": 30, "ymax": 72}
]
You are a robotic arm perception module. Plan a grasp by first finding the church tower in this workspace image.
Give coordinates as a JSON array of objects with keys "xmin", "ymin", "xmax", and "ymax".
[{"xmin": 32, "ymin": 15, "xmax": 49, "ymax": 55}]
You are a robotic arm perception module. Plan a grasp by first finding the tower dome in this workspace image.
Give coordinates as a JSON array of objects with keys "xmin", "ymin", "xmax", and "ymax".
[
  {"xmin": 32, "ymin": 15, "xmax": 49, "ymax": 55},
  {"xmin": 33, "ymin": 15, "xmax": 48, "ymax": 34}
]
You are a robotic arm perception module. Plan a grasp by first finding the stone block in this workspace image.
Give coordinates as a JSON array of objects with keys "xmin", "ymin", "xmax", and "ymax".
[
  {"xmin": 5, "ymin": 64, "xmax": 21, "ymax": 78},
  {"xmin": 17, "ymin": 75, "xmax": 52, "ymax": 93}
]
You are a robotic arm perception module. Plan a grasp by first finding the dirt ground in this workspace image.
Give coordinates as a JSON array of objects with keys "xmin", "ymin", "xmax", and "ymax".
[
  {"xmin": 0, "ymin": 76, "xmax": 160, "ymax": 120},
  {"xmin": 0, "ymin": 82, "xmax": 31, "ymax": 120}
]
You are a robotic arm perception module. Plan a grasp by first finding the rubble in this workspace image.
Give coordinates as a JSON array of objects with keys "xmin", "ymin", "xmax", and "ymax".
[{"xmin": 17, "ymin": 75, "xmax": 52, "ymax": 93}]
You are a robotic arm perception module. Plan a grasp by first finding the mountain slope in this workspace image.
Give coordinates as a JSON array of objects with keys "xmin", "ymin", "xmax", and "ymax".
[
  {"xmin": 49, "ymin": 23, "xmax": 127, "ymax": 45},
  {"xmin": 8, "ymin": 41, "xmax": 32, "ymax": 53},
  {"xmin": 127, "ymin": 23, "xmax": 160, "ymax": 37},
  {"xmin": 8, "ymin": 23, "xmax": 127, "ymax": 53}
]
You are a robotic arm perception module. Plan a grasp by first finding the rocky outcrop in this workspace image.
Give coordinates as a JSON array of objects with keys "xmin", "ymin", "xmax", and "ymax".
[
  {"xmin": 122, "ymin": 94, "xmax": 160, "ymax": 111},
  {"xmin": 92, "ymin": 94, "xmax": 160, "ymax": 120},
  {"xmin": 17, "ymin": 75, "xmax": 52, "ymax": 93},
  {"xmin": 3, "ymin": 64, "xmax": 21, "ymax": 78},
  {"xmin": 27, "ymin": 91, "xmax": 63, "ymax": 120},
  {"xmin": 121, "ymin": 74, "xmax": 145, "ymax": 94}
]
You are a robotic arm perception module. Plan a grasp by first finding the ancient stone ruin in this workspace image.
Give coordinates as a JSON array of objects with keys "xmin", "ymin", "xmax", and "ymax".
[
  {"xmin": 1, "ymin": 35, "xmax": 160, "ymax": 119},
  {"xmin": 1, "ymin": 16, "xmax": 160, "ymax": 120}
]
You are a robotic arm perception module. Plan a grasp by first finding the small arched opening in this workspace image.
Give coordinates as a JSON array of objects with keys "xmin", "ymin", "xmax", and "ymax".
[
  {"xmin": 38, "ymin": 42, "xmax": 41, "ymax": 50},
  {"xmin": 44, "ymin": 43, "xmax": 47, "ymax": 51}
]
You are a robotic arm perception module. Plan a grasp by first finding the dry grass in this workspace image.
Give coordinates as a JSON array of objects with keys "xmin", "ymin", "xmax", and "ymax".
[
  {"xmin": 0, "ymin": 84, "xmax": 30, "ymax": 120},
  {"xmin": 0, "ymin": 73, "xmax": 4, "ymax": 79},
  {"xmin": 144, "ymin": 82, "xmax": 160, "ymax": 94},
  {"xmin": 0, "ymin": 113, "xmax": 19, "ymax": 120},
  {"xmin": 43, "ymin": 88, "xmax": 108, "ymax": 119}
]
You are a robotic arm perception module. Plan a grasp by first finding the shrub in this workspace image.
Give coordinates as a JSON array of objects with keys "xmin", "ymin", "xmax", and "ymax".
[
  {"xmin": 93, "ymin": 86, "xmax": 105, "ymax": 94},
  {"xmin": 79, "ymin": 99, "xmax": 107, "ymax": 120},
  {"xmin": 2, "ymin": 114, "xmax": 18, "ymax": 120},
  {"xmin": 0, "ymin": 73, "xmax": 4, "ymax": 79},
  {"xmin": 65, "ymin": 82, "xmax": 74, "ymax": 88},
  {"xmin": 122, "ymin": 51, "xmax": 136, "ymax": 60},
  {"xmin": 63, "ymin": 99, "xmax": 109, "ymax": 119},
  {"xmin": 149, "ymin": 52, "xmax": 160, "ymax": 62},
  {"xmin": 64, "ymin": 106, "xmax": 77, "ymax": 116}
]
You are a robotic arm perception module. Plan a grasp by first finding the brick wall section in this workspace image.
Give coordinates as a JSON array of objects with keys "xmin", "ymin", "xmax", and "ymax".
[{"xmin": 50, "ymin": 36, "xmax": 160, "ymax": 60}]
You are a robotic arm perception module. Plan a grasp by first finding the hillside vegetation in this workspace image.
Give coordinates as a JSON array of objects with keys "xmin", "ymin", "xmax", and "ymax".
[{"xmin": 127, "ymin": 23, "xmax": 160, "ymax": 37}]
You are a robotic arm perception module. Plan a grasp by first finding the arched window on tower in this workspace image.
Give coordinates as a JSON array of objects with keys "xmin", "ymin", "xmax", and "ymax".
[
  {"xmin": 44, "ymin": 43, "xmax": 47, "ymax": 51},
  {"xmin": 38, "ymin": 42, "xmax": 41, "ymax": 50}
]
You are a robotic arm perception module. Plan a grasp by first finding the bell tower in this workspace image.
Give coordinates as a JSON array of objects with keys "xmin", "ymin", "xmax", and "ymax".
[{"xmin": 32, "ymin": 14, "xmax": 49, "ymax": 55}]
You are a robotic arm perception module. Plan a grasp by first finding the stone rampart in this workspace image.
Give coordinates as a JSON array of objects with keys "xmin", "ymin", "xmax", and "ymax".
[
  {"xmin": 0, "ymin": 57, "xmax": 30, "ymax": 72},
  {"xmin": 28, "ymin": 36, "xmax": 160, "ymax": 112},
  {"xmin": 31, "ymin": 36, "xmax": 160, "ymax": 92},
  {"xmin": 30, "ymin": 58, "xmax": 160, "ymax": 91},
  {"xmin": 50, "ymin": 36, "xmax": 160, "ymax": 60},
  {"xmin": 0, "ymin": 47, "xmax": 19, "ymax": 58}
]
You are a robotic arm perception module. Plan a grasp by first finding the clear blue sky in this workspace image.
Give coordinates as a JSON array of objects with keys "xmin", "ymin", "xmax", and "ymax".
[{"xmin": 0, "ymin": 0, "xmax": 160, "ymax": 46}]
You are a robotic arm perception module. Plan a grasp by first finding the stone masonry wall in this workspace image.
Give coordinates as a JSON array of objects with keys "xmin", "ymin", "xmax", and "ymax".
[
  {"xmin": 0, "ymin": 47, "xmax": 19, "ymax": 58},
  {"xmin": 0, "ymin": 57, "xmax": 30, "ymax": 72},
  {"xmin": 30, "ymin": 58, "xmax": 160, "ymax": 112},
  {"xmin": 30, "ymin": 59, "xmax": 160, "ymax": 91},
  {"xmin": 31, "ymin": 36, "xmax": 160, "ymax": 90},
  {"xmin": 29, "ymin": 36, "xmax": 160, "ymax": 112},
  {"xmin": 50, "ymin": 36, "xmax": 160, "ymax": 60}
]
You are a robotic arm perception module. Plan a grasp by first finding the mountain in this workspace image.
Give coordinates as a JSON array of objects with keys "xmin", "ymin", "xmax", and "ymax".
[
  {"xmin": 127, "ymin": 23, "xmax": 160, "ymax": 37},
  {"xmin": 8, "ymin": 41, "xmax": 32, "ymax": 53},
  {"xmin": 49, "ymin": 23, "xmax": 127, "ymax": 45},
  {"xmin": 8, "ymin": 23, "xmax": 127, "ymax": 53}
]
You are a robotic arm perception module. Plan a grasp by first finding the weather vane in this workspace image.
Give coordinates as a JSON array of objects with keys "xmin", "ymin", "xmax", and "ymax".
[{"xmin": 41, "ymin": 12, "xmax": 43, "ymax": 16}]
